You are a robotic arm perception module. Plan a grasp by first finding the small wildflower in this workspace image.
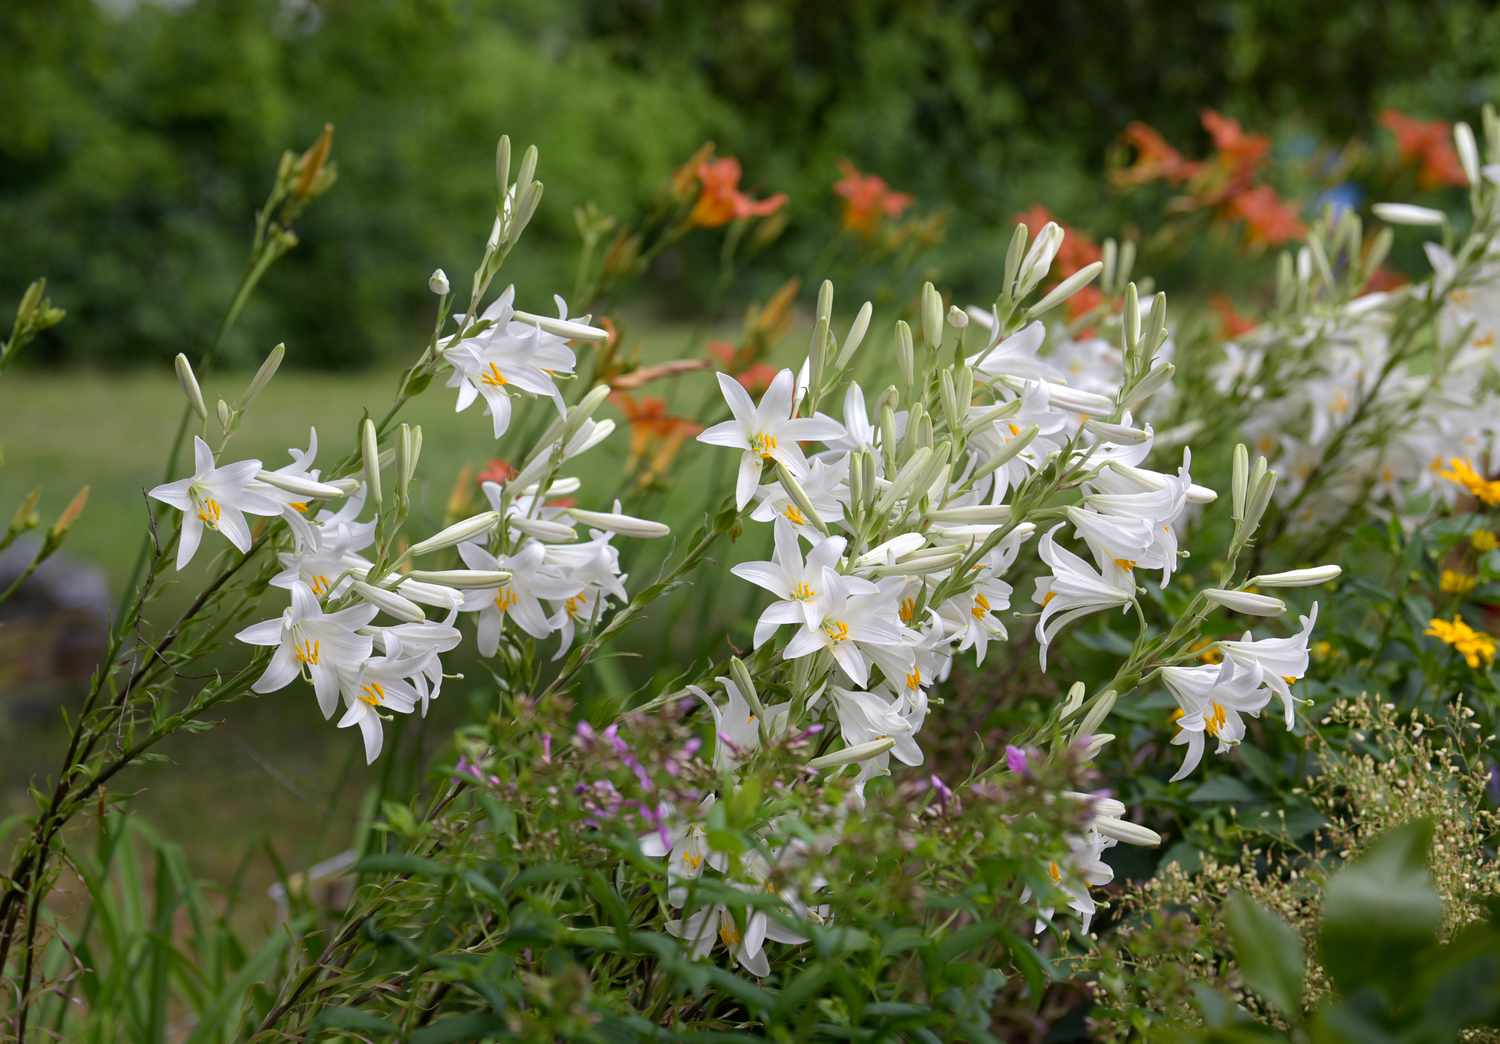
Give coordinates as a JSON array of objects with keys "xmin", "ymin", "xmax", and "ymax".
[
  {"xmin": 1473, "ymin": 529, "xmax": 1498, "ymax": 553},
  {"xmin": 1425, "ymin": 615, "xmax": 1497, "ymax": 669},
  {"xmin": 1440, "ymin": 569, "xmax": 1478, "ymax": 595}
]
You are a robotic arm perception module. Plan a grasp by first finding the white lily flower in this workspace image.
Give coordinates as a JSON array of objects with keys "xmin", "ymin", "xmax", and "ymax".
[
  {"xmin": 665, "ymin": 903, "xmax": 770, "ymax": 977},
  {"xmin": 732, "ymin": 520, "xmax": 851, "ymax": 647},
  {"xmin": 1032, "ymin": 525, "xmax": 1135, "ymax": 671},
  {"xmin": 444, "ymin": 286, "xmax": 577, "ymax": 438},
  {"xmin": 334, "ymin": 654, "xmax": 425, "ymax": 763},
  {"xmin": 1025, "ymin": 828, "xmax": 1115, "ymax": 935},
  {"xmin": 370, "ymin": 619, "xmax": 462, "ymax": 713},
  {"xmin": 696, "ymin": 369, "xmax": 846, "ymax": 510},
  {"xmin": 693, "ymin": 677, "xmax": 790, "ymax": 772},
  {"xmin": 782, "ymin": 569, "xmax": 911, "ymax": 688},
  {"xmin": 640, "ymin": 795, "xmax": 726, "ymax": 902},
  {"xmin": 235, "ymin": 582, "xmax": 377, "ymax": 717},
  {"xmin": 829, "ymin": 686, "xmax": 922, "ymax": 766},
  {"xmin": 1163, "ymin": 659, "xmax": 1270, "ymax": 781},
  {"xmin": 148, "ymin": 436, "xmax": 283, "ymax": 569},
  {"xmin": 1218, "ymin": 603, "xmax": 1319, "ymax": 729},
  {"xmin": 457, "ymin": 540, "xmax": 580, "ymax": 651}
]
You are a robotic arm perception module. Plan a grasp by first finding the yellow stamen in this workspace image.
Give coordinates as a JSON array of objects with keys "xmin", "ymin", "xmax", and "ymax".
[
  {"xmin": 1113, "ymin": 558, "xmax": 1136, "ymax": 572},
  {"xmin": 791, "ymin": 581, "xmax": 816, "ymax": 601},
  {"xmin": 1204, "ymin": 701, "xmax": 1227, "ymax": 738},
  {"xmin": 750, "ymin": 432, "xmax": 778, "ymax": 460},
  {"xmin": 196, "ymin": 497, "xmax": 222, "ymax": 528},
  {"xmin": 480, "ymin": 361, "xmax": 508, "ymax": 387},
  {"xmin": 971, "ymin": 593, "xmax": 991, "ymax": 619},
  {"xmin": 310, "ymin": 574, "xmax": 332, "ymax": 597},
  {"xmin": 495, "ymin": 586, "xmax": 519, "ymax": 612},
  {"xmin": 289, "ymin": 501, "xmax": 309, "ymax": 514},
  {"xmin": 783, "ymin": 503, "xmax": 806, "ymax": 526},
  {"xmin": 821, "ymin": 619, "xmax": 850, "ymax": 643},
  {"xmin": 1048, "ymin": 860, "xmax": 1062, "ymax": 884},
  {"xmin": 905, "ymin": 668, "xmax": 922, "ymax": 691},
  {"xmin": 899, "ymin": 597, "xmax": 916, "ymax": 623},
  {"xmin": 359, "ymin": 680, "xmax": 385, "ymax": 707},
  {"xmin": 682, "ymin": 851, "xmax": 703, "ymax": 872},
  {"xmin": 294, "ymin": 639, "xmax": 320, "ymax": 666}
]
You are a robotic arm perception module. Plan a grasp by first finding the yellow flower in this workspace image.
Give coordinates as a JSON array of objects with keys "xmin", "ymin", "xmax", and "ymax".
[
  {"xmin": 1437, "ymin": 458, "xmax": 1500, "ymax": 506},
  {"xmin": 1312, "ymin": 639, "xmax": 1335, "ymax": 661},
  {"xmin": 1425, "ymin": 615, "xmax": 1497, "ymax": 670},
  {"xmin": 1440, "ymin": 569, "xmax": 1478, "ymax": 595},
  {"xmin": 1474, "ymin": 529, "xmax": 1499, "ymax": 553}
]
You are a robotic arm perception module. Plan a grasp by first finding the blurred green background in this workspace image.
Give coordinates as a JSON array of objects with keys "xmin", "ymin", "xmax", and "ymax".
[{"xmin": 5, "ymin": 0, "xmax": 1499, "ymax": 369}]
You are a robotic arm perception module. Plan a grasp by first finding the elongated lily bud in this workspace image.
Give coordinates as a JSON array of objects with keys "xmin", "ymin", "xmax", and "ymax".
[
  {"xmin": 174, "ymin": 354, "xmax": 208, "ymax": 423},
  {"xmin": 1038, "ymin": 380, "xmax": 1115, "ymax": 417},
  {"xmin": 495, "ymin": 136, "xmax": 512, "ymax": 203},
  {"xmin": 773, "ymin": 462, "xmax": 828, "ymax": 535},
  {"xmin": 1015, "ymin": 222, "xmax": 1063, "ymax": 298},
  {"xmin": 939, "ymin": 370, "xmax": 961, "ymax": 434},
  {"xmin": 848, "ymin": 449, "xmax": 865, "ymax": 509},
  {"xmin": 1060, "ymin": 681, "xmax": 1087, "ymax": 720},
  {"xmin": 1002, "ymin": 222, "xmax": 1029, "ymax": 301},
  {"xmin": 1094, "ymin": 816, "xmax": 1162, "ymax": 847},
  {"xmin": 875, "ymin": 446, "xmax": 934, "ymax": 514},
  {"xmin": 1077, "ymin": 689, "xmax": 1117, "ymax": 737},
  {"xmin": 1186, "ymin": 483, "xmax": 1217, "ymax": 505},
  {"xmin": 1248, "ymin": 565, "xmax": 1341, "ymax": 588},
  {"xmin": 257, "ymin": 471, "xmax": 345, "ymax": 500},
  {"xmin": 513, "ymin": 310, "xmax": 609, "ymax": 342},
  {"xmin": 1028, "ymin": 261, "xmax": 1103, "ymax": 320},
  {"xmin": 927, "ymin": 504, "xmax": 1012, "ymax": 524},
  {"xmin": 1123, "ymin": 362, "xmax": 1174, "ymax": 412},
  {"xmin": 972, "ymin": 425, "xmax": 1038, "ymax": 481},
  {"xmin": 49, "ymin": 486, "xmax": 90, "ymax": 541},
  {"xmin": 880, "ymin": 400, "xmax": 901, "ymax": 475},
  {"xmin": 816, "ymin": 279, "xmax": 834, "ymax": 323},
  {"xmin": 352, "ymin": 580, "xmax": 427, "ymax": 624},
  {"xmin": 895, "ymin": 320, "xmax": 915, "ymax": 390},
  {"xmin": 1372, "ymin": 202, "xmax": 1445, "ymax": 226},
  {"xmin": 1244, "ymin": 470, "xmax": 1278, "ymax": 534},
  {"xmin": 566, "ymin": 507, "xmax": 670, "ymax": 538},
  {"xmin": 239, "ymin": 343, "xmax": 285, "ymax": 410},
  {"xmin": 1231, "ymin": 444, "xmax": 1250, "ymax": 521},
  {"xmin": 1083, "ymin": 418, "xmax": 1152, "ymax": 445},
  {"xmin": 1204, "ymin": 588, "xmax": 1286, "ymax": 616},
  {"xmin": 361, "ymin": 419, "xmax": 382, "ymax": 511},
  {"xmin": 869, "ymin": 549, "xmax": 965, "ymax": 577},
  {"xmin": 921, "ymin": 282, "xmax": 944, "ymax": 350},
  {"xmin": 728, "ymin": 658, "xmax": 765, "ymax": 721},
  {"xmin": 808, "ymin": 737, "xmax": 895, "ymax": 770},
  {"xmin": 405, "ymin": 568, "xmax": 511, "ymax": 588},
  {"xmin": 835, "ymin": 300, "xmax": 873, "ymax": 370},
  {"xmin": 508, "ymin": 516, "xmax": 577, "ymax": 543},
  {"xmin": 408, "ymin": 511, "xmax": 501, "ymax": 557},
  {"xmin": 853, "ymin": 532, "xmax": 927, "ymax": 568}
]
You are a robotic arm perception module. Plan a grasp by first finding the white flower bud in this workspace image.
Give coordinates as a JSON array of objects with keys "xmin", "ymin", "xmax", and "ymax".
[
  {"xmin": 174, "ymin": 354, "xmax": 208, "ymax": 422},
  {"xmin": 926, "ymin": 504, "xmax": 1013, "ymax": 524},
  {"xmin": 946, "ymin": 304, "xmax": 969, "ymax": 329},
  {"xmin": 407, "ymin": 511, "xmax": 502, "ymax": 557},
  {"xmin": 404, "ymin": 568, "xmax": 512, "ymax": 589},
  {"xmin": 1026, "ymin": 260, "xmax": 1103, "ymax": 319},
  {"xmin": 429, "ymin": 268, "xmax": 450, "ymax": 296},
  {"xmin": 1038, "ymin": 381, "xmax": 1116, "ymax": 417},
  {"xmin": 352, "ymin": 580, "xmax": 427, "ymax": 624},
  {"xmin": 1093, "ymin": 816, "xmax": 1162, "ymax": 847},
  {"xmin": 1204, "ymin": 588, "xmax": 1286, "ymax": 616},
  {"xmin": 1083, "ymin": 418, "xmax": 1152, "ymax": 445},
  {"xmin": 239, "ymin": 343, "xmax": 285, "ymax": 410},
  {"xmin": 1372, "ymin": 203, "xmax": 1446, "ymax": 227},
  {"xmin": 566, "ymin": 507, "xmax": 670, "ymax": 539},
  {"xmin": 508, "ymin": 516, "xmax": 578, "ymax": 543},
  {"xmin": 808, "ymin": 737, "xmax": 895, "ymax": 770},
  {"xmin": 1231, "ymin": 443, "xmax": 1250, "ymax": 522},
  {"xmin": 1077, "ymin": 689, "xmax": 1117, "ymax": 738},
  {"xmin": 361, "ymin": 419, "xmax": 382, "ymax": 511},
  {"xmin": 1186, "ymin": 483, "xmax": 1218, "ymax": 505},
  {"xmin": 1247, "ymin": 565, "xmax": 1341, "ymax": 588},
  {"xmin": 256, "ymin": 471, "xmax": 345, "ymax": 500},
  {"xmin": 854, "ymin": 533, "xmax": 928, "ymax": 568},
  {"xmin": 1455, "ymin": 122, "xmax": 1481, "ymax": 186},
  {"xmin": 513, "ymin": 310, "xmax": 609, "ymax": 342},
  {"xmin": 921, "ymin": 282, "xmax": 944, "ymax": 349}
]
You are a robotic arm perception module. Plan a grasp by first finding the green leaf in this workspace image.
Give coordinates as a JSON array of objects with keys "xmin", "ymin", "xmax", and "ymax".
[
  {"xmin": 1225, "ymin": 892, "xmax": 1304, "ymax": 1017},
  {"xmin": 410, "ymin": 1012, "xmax": 508, "ymax": 1044},
  {"xmin": 309, "ymin": 1007, "xmax": 399, "ymax": 1035},
  {"xmin": 353, "ymin": 853, "xmax": 449, "ymax": 877},
  {"xmin": 1318, "ymin": 818, "xmax": 1442, "ymax": 996},
  {"xmin": 1188, "ymin": 776, "xmax": 1259, "ymax": 803}
]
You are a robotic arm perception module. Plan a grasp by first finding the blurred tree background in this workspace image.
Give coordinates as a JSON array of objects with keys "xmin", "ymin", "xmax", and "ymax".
[{"xmin": 4, "ymin": 0, "xmax": 1499, "ymax": 370}]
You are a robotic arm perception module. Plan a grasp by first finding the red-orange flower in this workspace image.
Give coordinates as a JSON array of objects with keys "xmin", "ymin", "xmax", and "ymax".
[
  {"xmin": 688, "ymin": 156, "xmax": 788, "ymax": 229},
  {"xmin": 1227, "ymin": 186, "xmax": 1305, "ymax": 248},
  {"xmin": 477, "ymin": 459, "xmax": 516, "ymax": 486},
  {"xmin": 1116, "ymin": 122, "xmax": 1200, "ymax": 186},
  {"xmin": 610, "ymin": 392, "xmax": 704, "ymax": 484},
  {"xmin": 1210, "ymin": 295, "xmax": 1257, "ymax": 339},
  {"xmin": 1013, "ymin": 205, "xmax": 1102, "ymax": 278},
  {"xmin": 1380, "ymin": 109, "xmax": 1466, "ymax": 189},
  {"xmin": 834, "ymin": 159, "xmax": 914, "ymax": 235},
  {"xmin": 1201, "ymin": 110, "xmax": 1270, "ymax": 179}
]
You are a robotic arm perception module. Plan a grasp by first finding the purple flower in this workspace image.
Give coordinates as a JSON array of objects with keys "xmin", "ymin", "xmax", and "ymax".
[{"xmin": 1005, "ymin": 744, "xmax": 1029, "ymax": 777}]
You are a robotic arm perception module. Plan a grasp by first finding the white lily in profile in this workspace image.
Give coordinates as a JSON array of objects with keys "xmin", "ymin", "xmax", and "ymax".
[
  {"xmin": 1032, "ymin": 525, "xmax": 1135, "ymax": 670},
  {"xmin": 1218, "ymin": 602, "xmax": 1319, "ymax": 729},
  {"xmin": 234, "ymin": 582, "xmax": 377, "ymax": 717},
  {"xmin": 334, "ymin": 655, "xmax": 425, "ymax": 763},
  {"xmin": 370, "ymin": 618, "xmax": 462, "ymax": 713},
  {"xmin": 693, "ymin": 677, "xmax": 790, "ymax": 771},
  {"xmin": 731, "ymin": 520, "xmax": 849, "ymax": 647},
  {"xmin": 696, "ymin": 369, "xmax": 845, "ymax": 510},
  {"xmin": 148, "ymin": 436, "xmax": 283, "ymax": 569},
  {"xmin": 1162, "ymin": 658, "xmax": 1271, "ymax": 781},
  {"xmin": 665, "ymin": 903, "xmax": 770, "ymax": 977},
  {"xmin": 829, "ymin": 686, "xmax": 923, "ymax": 766}
]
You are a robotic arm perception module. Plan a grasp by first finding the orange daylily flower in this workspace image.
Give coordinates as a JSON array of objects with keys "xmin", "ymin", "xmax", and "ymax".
[
  {"xmin": 688, "ymin": 155, "xmax": 788, "ymax": 229},
  {"xmin": 1380, "ymin": 109, "xmax": 1466, "ymax": 189},
  {"xmin": 477, "ymin": 459, "xmax": 517, "ymax": 486},
  {"xmin": 1227, "ymin": 186, "xmax": 1305, "ymax": 248},
  {"xmin": 834, "ymin": 159, "xmax": 914, "ymax": 235},
  {"xmin": 1116, "ymin": 122, "xmax": 1200, "ymax": 186},
  {"xmin": 610, "ymin": 392, "xmax": 705, "ymax": 484},
  {"xmin": 1201, "ymin": 110, "xmax": 1270, "ymax": 178},
  {"xmin": 1210, "ymin": 294, "xmax": 1256, "ymax": 339}
]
